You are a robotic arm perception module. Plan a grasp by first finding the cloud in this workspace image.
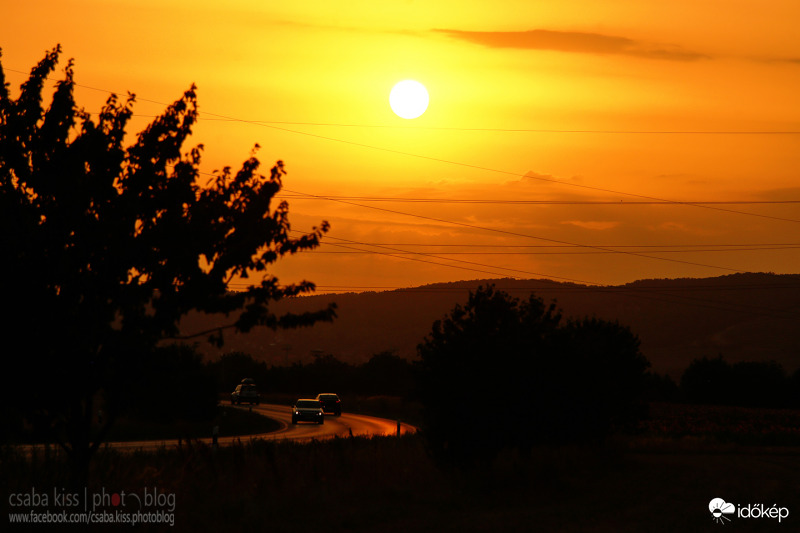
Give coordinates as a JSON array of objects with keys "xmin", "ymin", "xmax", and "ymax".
[
  {"xmin": 759, "ymin": 187, "xmax": 800, "ymax": 200},
  {"xmin": 434, "ymin": 29, "xmax": 708, "ymax": 62},
  {"xmin": 648, "ymin": 221, "xmax": 720, "ymax": 237},
  {"xmin": 561, "ymin": 220, "xmax": 620, "ymax": 231},
  {"xmin": 523, "ymin": 171, "xmax": 583, "ymax": 187}
]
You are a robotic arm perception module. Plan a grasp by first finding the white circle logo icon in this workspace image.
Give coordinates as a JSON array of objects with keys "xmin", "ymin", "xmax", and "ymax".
[{"xmin": 709, "ymin": 498, "xmax": 736, "ymax": 524}]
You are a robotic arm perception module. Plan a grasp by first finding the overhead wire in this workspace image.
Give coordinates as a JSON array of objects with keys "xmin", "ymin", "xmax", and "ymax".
[
  {"xmin": 312, "ymin": 241, "xmax": 800, "ymax": 249},
  {"xmin": 265, "ymin": 230, "xmax": 800, "ymax": 320},
  {"xmin": 277, "ymin": 230, "xmax": 800, "ymax": 319},
  {"xmin": 310, "ymin": 244, "xmax": 800, "ymax": 255},
  {"xmin": 6, "ymin": 65, "xmax": 799, "ymax": 222},
  {"xmin": 134, "ymin": 112, "xmax": 800, "ymax": 135},
  {"xmin": 6, "ymin": 65, "xmax": 800, "ymax": 310},
  {"xmin": 278, "ymin": 194, "xmax": 800, "ymax": 206},
  {"xmin": 281, "ymin": 188, "xmax": 755, "ymax": 275},
  {"xmin": 6, "ymin": 66, "xmax": 798, "ymax": 223}
]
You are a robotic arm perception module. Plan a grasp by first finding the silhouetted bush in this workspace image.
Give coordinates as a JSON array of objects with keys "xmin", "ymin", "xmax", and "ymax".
[
  {"xmin": 642, "ymin": 372, "xmax": 679, "ymax": 402},
  {"xmin": 680, "ymin": 356, "xmax": 733, "ymax": 405},
  {"xmin": 415, "ymin": 286, "xmax": 650, "ymax": 469},
  {"xmin": 730, "ymin": 360, "xmax": 788, "ymax": 408},
  {"xmin": 680, "ymin": 356, "xmax": 791, "ymax": 408},
  {"xmin": 543, "ymin": 318, "xmax": 650, "ymax": 444},
  {"xmin": 357, "ymin": 351, "xmax": 414, "ymax": 396},
  {"xmin": 206, "ymin": 351, "xmax": 270, "ymax": 393},
  {"xmin": 791, "ymin": 369, "xmax": 800, "ymax": 408},
  {"xmin": 206, "ymin": 351, "xmax": 415, "ymax": 399}
]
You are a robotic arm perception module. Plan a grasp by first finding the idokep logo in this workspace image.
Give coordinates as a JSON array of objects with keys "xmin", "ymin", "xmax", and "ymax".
[
  {"xmin": 709, "ymin": 498, "xmax": 736, "ymax": 524},
  {"xmin": 709, "ymin": 497, "xmax": 790, "ymax": 525}
]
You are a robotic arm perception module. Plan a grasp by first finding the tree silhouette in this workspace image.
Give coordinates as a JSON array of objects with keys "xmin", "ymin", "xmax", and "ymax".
[
  {"xmin": 128, "ymin": 344, "xmax": 218, "ymax": 424},
  {"xmin": 359, "ymin": 351, "xmax": 414, "ymax": 396},
  {"xmin": 416, "ymin": 286, "xmax": 561, "ymax": 467},
  {"xmin": 679, "ymin": 356, "xmax": 733, "ymax": 405},
  {"xmin": 416, "ymin": 286, "xmax": 649, "ymax": 468},
  {"xmin": 547, "ymin": 317, "xmax": 650, "ymax": 444},
  {"xmin": 0, "ymin": 46, "xmax": 335, "ymax": 484},
  {"xmin": 680, "ymin": 356, "xmax": 790, "ymax": 408}
]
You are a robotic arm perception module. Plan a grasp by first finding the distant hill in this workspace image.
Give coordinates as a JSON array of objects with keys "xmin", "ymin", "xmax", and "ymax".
[{"xmin": 179, "ymin": 273, "xmax": 800, "ymax": 377}]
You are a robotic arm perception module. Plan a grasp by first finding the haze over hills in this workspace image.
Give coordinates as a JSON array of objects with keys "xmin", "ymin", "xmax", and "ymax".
[{"xmin": 180, "ymin": 273, "xmax": 800, "ymax": 377}]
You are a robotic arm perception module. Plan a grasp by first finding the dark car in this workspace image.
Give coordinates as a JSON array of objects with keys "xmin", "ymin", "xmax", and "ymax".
[
  {"xmin": 292, "ymin": 399, "xmax": 324, "ymax": 424},
  {"xmin": 315, "ymin": 393, "xmax": 341, "ymax": 416},
  {"xmin": 231, "ymin": 380, "xmax": 260, "ymax": 405}
]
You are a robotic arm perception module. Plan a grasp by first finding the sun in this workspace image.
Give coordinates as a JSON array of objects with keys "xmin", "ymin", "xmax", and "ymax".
[{"xmin": 390, "ymin": 80, "xmax": 429, "ymax": 119}]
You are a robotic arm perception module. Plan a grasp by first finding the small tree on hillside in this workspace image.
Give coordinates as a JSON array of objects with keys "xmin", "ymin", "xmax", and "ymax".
[
  {"xmin": 680, "ymin": 356, "xmax": 790, "ymax": 408},
  {"xmin": 544, "ymin": 317, "xmax": 649, "ymax": 444},
  {"xmin": 416, "ymin": 286, "xmax": 649, "ymax": 469},
  {"xmin": 679, "ymin": 356, "xmax": 733, "ymax": 405},
  {"xmin": 416, "ymin": 286, "xmax": 561, "ymax": 467},
  {"xmin": 0, "ymin": 46, "xmax": 335, "ymax": 485}
]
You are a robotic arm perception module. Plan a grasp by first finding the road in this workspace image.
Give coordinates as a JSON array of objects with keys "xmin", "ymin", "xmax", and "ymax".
[
  {"xmin": 26, "ymin": 404, "xmax": 416, "ymax": 453},
  {"xmin": 247, "ymin": 403, "xmax": 416, "ymax": 441}
]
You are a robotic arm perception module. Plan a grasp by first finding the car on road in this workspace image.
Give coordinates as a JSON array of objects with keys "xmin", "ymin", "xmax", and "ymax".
[
  {"xmin": 231, "ymin": 379, "xmax": 260, "ymax": 405},
  {"xmin": 315, "ymin": 393, "xmax": 342, "ymax": 416},
  {"xmin": 292, "ymin": 399, "xmax": 325, "ymax": 424}
]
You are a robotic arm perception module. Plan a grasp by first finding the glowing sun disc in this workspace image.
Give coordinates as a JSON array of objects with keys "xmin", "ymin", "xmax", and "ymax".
[{"xmin": 390, "ymin": 80, "xmax": 429, "ymax": 119}]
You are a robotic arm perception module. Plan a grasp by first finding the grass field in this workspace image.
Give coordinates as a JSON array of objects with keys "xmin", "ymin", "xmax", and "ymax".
[
  {"xmin": 106, "ymin": 405, "xmax": 282, "ymax": 442},
  {"xmin": 3, "ymin": 402, "xmax": 800, "ymax": 532},
  {"xmin": 3, "ymin": 406, "xmax": 282, "ymax": 445}
]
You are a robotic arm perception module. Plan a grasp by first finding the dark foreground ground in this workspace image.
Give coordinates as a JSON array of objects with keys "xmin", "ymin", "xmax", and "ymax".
[{"xmin": 3, "ymin": 403, "xmax": 800, "ymax": 532}]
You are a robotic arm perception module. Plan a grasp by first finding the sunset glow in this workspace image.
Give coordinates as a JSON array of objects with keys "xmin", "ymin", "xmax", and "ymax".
[{"xmin": 2, "ymin": 1, "xmax": 799, "ymax": 291}]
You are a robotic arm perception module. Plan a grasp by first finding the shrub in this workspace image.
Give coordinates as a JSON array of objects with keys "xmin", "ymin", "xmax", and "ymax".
[{"xmin": 416, "ymin": 286, "xmax": 650, "ymax": 469}]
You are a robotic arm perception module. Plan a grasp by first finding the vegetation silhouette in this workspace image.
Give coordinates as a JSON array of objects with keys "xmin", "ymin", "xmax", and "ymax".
[
  {"xmin": 680, "ymin": 355, "xmax": 792, "ymax": 408},
  {"xmin": 207, "ymin": 350, "xmax": 414, "ymax": 398},
  {"xmin": 127, "ymin": 344, "xmax": 218, "ymax": 424},
  {"xmin": 0, "ymin": 46, "xmax": 335, "ymax": 486},
  {"xmin": 415, "ymin": 285, "xmax": 650, "ymax": 468}
]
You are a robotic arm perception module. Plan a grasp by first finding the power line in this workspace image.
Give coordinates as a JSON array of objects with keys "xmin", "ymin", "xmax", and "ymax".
[
  {"xmin": 7, "ymin": 66, "xmax": 799, "ymax": 224},
  {"xmin": 310, "ymin": 245, "xmax": 800, "ymax": 255},
  {"xmin": 255, "ymin": 233, "xmax": 800, "ymax": 319},
  {"xmin": 191, "ymin": 114, "xmax": 800, "ymax": 223},
  {"xmin": 319, "ymin": 235, "xmax": 598, "ymax": 285},
  {"xmin": 198, "ymin": 165, "xmax": 774, "ymax": 278},
  {"xmin": 264, "ymin": 133, "xmax": 800, "ymax": 224},
  {"xmin": 9, "ymin": 64, "xmax": 800, "ymax": 283},
  {"xmin": 7, "ymin": 66, "xmax": 800, "ymax": 320},
  {"xmin": 280, "ymin": 194, "xmax": 800, "ymax": 206},
  {"xmin": 283, "ymin": 188, "xmax": 754, "ymax": 275},
  {"xmin": 298, "ymin": 284, "xmax": 800, "ymax": 319},
  {"xmin": 283, "ymin": 282, "xmax": 800, "ymax": 292},
  {"xmin": 285, "ymin": 221, "xmax": 800, "ymax": 317},
  {"xmin": 286, "ymin": 232, "xmax": 800, "ymax": 319},
  {"xmin": 319, "ymin": 242, "xmax": 800, "ymax": 249},
  {"xmin": 140, "ymin": 113, "xmax": 800, "ymax": 135},
  {"xmin": 191, "ymin": 159, "xmax": 779, "ymax": 277}
]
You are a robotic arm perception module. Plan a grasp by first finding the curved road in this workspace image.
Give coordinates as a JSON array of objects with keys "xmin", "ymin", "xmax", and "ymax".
[
  {"xmin": 85, "ymin": 403, "xmax": 416, "ymax": 452},
  {"xmin": 247, "ymin": 403, "xmax": 416, "ymax": 442}
]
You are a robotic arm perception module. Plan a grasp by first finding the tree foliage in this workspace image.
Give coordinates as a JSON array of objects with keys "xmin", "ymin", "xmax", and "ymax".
[
  {"xmin": 416, "ymin": 286, "xmax": 650, "ymax": 468},
  {"xmin": 206, "ymin": 351, "xmax": 415, "ymax": 399},
  {"xmin": 680, "ymin": 356, "xmax": 790, "ymax": 408},
  {"xmin": 129, "ymin": 344, "xmax": 218, "ymax": 424},
  {"xmin": 0, "ymin": 46, "xmax": 334, "ymax": 482}
]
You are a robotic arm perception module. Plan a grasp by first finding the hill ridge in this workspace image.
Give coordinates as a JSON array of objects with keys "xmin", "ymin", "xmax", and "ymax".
[{"xmin": 180, "ymin": 273, "xmax": 800, "ymax": 376}]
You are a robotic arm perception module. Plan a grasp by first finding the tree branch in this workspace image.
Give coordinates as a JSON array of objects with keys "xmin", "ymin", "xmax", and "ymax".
[{"xmin": 164, "ymin": 322, "xmax": 239, "ymax": 341}]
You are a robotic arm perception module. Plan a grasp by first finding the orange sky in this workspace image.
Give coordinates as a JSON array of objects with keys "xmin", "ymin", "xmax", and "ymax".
[{"xmin": 3, "ymin": 1, "xmax": 800, "ymax": 291}]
